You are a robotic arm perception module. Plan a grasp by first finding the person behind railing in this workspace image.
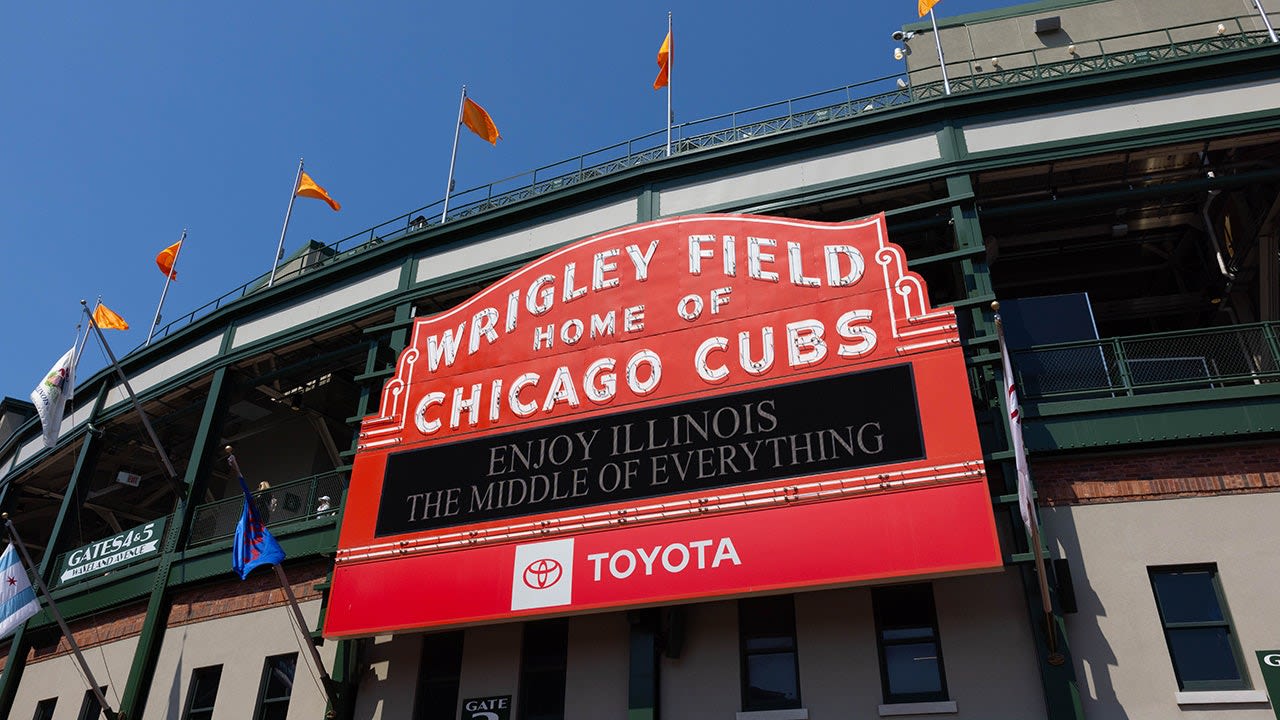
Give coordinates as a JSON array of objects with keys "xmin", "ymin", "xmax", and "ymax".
[
  {"xmin": 316, "ymin": 495, "xmax": 336, "ymax": 517},
  {"xmin": 256, "ymin": 481, "xmax": 277, "ymax": 523}
]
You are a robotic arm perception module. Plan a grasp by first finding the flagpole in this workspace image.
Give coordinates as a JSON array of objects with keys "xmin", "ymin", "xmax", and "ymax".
[
  {"xmin": 928, "ymin": 9, "xmax": 951, "ymax": 95},
  {"xmin": 666, "ymin": 11, "xmax": 673, "ymax": 157},
  {"xmin": 993, "ymin": 302, "xmax": 1059, "ymax": 658},
  {"xmin": 225, "ymin": 449, "xmax": 337, "ymax": 709},
  {"xmin": 1255, "ymin": 0, "xmax": 1279, "ymax": 43},
  {"xmin": 441, "ymin": 86, "xmax": 467, "ymax": 224},
  {"xmin": 3, "ymin": 514, "xmax": 119, "ymax": 720},
  {"xmin": 147, "ymin": 229, "xmax": 186, "ymax": 346},
  {"xmin": 268, "ymin": 159, "xmax": 304, "ymax": 288},
  {"xmin": 81, "ymin": 301, "xmax": 185, "ymax": 499}
]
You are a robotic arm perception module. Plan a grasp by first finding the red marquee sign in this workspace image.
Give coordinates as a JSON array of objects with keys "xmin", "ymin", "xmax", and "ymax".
[{"xmin": 324, "ymin": 214, "xmax": 1001, "ymax": 638}]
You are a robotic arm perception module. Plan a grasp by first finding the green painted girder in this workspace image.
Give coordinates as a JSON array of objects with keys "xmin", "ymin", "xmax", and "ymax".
[{"xmin": 1023, "ymin": 383, "xmax": 1280, "ymax": 451}]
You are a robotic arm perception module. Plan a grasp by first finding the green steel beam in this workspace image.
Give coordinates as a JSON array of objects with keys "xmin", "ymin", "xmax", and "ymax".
[
  {"xmin": 1025, "ymin": 384, "xmax": 1280, "ymax": 451},
  {"xmin": 0, "ymin": 383, "xmax": 109, "ymax": 719},
  {"xmin": 117, "ymin": 366, "xmax": 229, "ymax": 719}
]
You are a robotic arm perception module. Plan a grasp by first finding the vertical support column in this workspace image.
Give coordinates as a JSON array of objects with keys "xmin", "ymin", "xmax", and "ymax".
[
  {"xmin": 0, "ymin": 383, "xmax": 110, "ymax": 718},
  {"xmin": 321, "ymin": 298, "xmax": 417, "ymax": 720},
  {"xmin": 117, "ymin": 366, "xmax": 231, "ymax": 719},
  {"xmin": 936, "ymin": 120, "xmax": 1084, "ymax": 720},
  {"xmin": 627, "ymin": 610, "xmax": 660, "ymax": 720}
]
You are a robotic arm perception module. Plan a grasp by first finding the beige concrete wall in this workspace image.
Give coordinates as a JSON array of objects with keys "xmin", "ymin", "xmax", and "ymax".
[
  {"xmin": 908, "ymin": 0, "xmax": 1262, "ymax": 85},
  {"xmin": 565, "ymin": 613, "xmax": 629, "ymax": 719},
  {"xmin": 660, "ymin": 600, "xmax": 741, "ymax": 720},
  {"xmin": 142, "ymin": 598, "xmax": 335, "ymax": 720},
  {"xmin": 934, "ymin": 571, "xmax": 1046, "ymax": 718},
  {"xmin": 352, "ymin": 574, "xmax": 1044, "ymax": 719},
  {"xmin": 355, "ymin": 632, "xmax": 424, "ymax": 720},
  {"xmin": 1044, "ymin": 492, "xmax": 1280, "ymax": 719},
  {"xmin": 458, "ymin": 623, "xmax": 523, "ymax": 714},
  {"xmin": 10, "ymin": 635, "xmax": 138, "ymax": 720}
]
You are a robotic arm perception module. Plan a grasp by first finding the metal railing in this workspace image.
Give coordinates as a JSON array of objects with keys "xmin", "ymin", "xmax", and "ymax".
[
  {"xmin": 1012, "ymin": 322, "xmax": 1280, "ymax": 401},
  {"xmin": 139, "ymin": 15, "xmax": 1275, "ymax": 349},
  {"xmin": 187, "ymin": 470, "xmax": 346, "ymax": 546}
]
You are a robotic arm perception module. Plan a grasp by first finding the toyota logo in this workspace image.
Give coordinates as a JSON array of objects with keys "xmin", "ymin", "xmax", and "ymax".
[{"xmin": 522, "ymin": 558, "xmax": 563, "ymax": 589}]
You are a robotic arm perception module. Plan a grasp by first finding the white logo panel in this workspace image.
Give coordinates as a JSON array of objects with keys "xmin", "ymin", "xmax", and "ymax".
[{"xmin": 511, "ymin": 538, "xmax": 575, "ymax": 611}]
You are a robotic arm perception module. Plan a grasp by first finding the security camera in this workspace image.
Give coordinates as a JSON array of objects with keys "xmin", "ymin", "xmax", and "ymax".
[{"xmin": 892, "ymin": 30, "xmax": 906, "ymax": 41}]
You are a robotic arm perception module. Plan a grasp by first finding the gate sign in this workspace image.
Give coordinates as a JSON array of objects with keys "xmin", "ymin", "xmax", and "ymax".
[
  {"xmin": 324, "ymin": 214, "xmax": 1002, "ymax": 638},
  {"xmin": 56, "ymin": 518, "xmax": 165, "ymax": 584},
  {"xmin": 462, "ymin": 695, "xmax": 511, "ymax": 720}
]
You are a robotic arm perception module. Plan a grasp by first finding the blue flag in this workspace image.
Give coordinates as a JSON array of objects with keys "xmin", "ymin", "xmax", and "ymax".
[{"xmin": 232, "ymin": 476, "xmax": 285, "ymax": 580}]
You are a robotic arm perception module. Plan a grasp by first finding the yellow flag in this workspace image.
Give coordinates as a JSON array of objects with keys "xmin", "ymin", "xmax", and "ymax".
[
  {"xmin": 296, "ymin": 171, "xmax": 341, "ymax": 211},
  {"xmin": 156, "ymin": 240, "xmax": 182, "ymax": 280},
  {"xmin": 462, "ymin": 97, "xmax": 500, "ymax": 145},
  {"xmin": 93, "ymin": 302, "xmax": 129, "ymax": 331},
  {"xmin": 919, "ymin": 0, "xmax": 940, "ymax": 17},
  {"xmin": 653, "ymin": 31, "xmax": 671, "ymax": 90}
]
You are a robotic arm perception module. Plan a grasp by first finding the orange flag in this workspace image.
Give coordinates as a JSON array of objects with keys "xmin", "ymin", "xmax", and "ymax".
[
  {"xmin": 919, "ymin": 0, "xmax": 940, "ymax": 17},
  {"xmin": 462, "ymin": 97, "xmax": 500, "ymax": 145},
  {"xmin": 296, "ymin": 171, "xmax": 341, "ymax": 211},
  {"xmin": 156, "ymin": 240, "xmax": 182, "ymax": 280},
  {"xmin": 92, "ymin": 302, "xmax": 129, "ymax": 331},
  {"xmin": 653, "ymin": 30, "xmax": 672, "ymax": 90}
]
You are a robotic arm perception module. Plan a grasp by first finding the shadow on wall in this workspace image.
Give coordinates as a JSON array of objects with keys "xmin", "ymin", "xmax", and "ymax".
[{"xmin": 1048, "ymin": 508, "xmax": 1131, "ymax": 720}]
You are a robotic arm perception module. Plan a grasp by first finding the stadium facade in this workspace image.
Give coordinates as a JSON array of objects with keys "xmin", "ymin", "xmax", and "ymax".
[{"xmin": 2, "ymin": 0, "xmax": 1280, "ymax": 718}]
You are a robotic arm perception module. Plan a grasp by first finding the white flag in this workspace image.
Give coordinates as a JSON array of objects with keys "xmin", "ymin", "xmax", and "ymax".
[
  {"xmin": 996, "ymin": 319, "xmax": 1034, "ymax": 533},
  {"xmin": 0, "ymin": 544, "xmax": 40, "ymax": 639},
  {"xmin": 30, "ymin": 345, "xmax": 77, "ymax": 449}
]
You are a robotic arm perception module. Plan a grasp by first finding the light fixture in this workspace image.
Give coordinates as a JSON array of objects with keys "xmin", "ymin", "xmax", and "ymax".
[
  {"xmin": 991, "ymin": 57, "xmax": 1001, "ymax": 68},
  {"xmin": 891, "ymin": 30, "xmax": 916, "ymax": 42},
  {"xmin": 1217, "ymin": 23, "xmax": 1226, "ymax": 35},
  {"xmin": 894, "ymin": 47, "xmax": 905, "ymax": 61},
  {"xmin": 1068, "ymin": 44, "xmax": 1077, "ymax": 55},
  {"xmin": 896, "ymin": 78, "xmax": 908, "ymax": 89}
]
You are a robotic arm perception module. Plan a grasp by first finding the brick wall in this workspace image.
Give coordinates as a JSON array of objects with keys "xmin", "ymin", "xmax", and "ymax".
[
  {"xmin": 21, "ymin": 559, "xmax": 330, "ymax": 664},
  {"xmin": 167, "ymin": 559, "xmax": 328, "ymax": 627},
  {"xmin": 26, "ymin": 602, "xmax": 148, "ymax": 662},
  {"xmin": 1033, "ymin": 442, "xmax": 1280, "ymax": 505}
]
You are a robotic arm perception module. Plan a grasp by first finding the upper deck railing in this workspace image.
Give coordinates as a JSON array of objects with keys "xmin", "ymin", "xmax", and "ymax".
[
  {"xmin": 1012, "ymin": 321, "xmax": 1280, "ymax": 402},
  {"xmin": 140, "ymin": 14, "xmax": 1274, "ymax": 349}
]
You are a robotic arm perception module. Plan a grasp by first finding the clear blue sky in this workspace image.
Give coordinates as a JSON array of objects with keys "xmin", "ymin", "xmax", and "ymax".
[{"xmin": 0, "ymin": 0, "xmax": 1012, "ymax": 401}]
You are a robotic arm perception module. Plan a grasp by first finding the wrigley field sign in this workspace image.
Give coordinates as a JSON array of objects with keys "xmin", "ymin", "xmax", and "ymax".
[
  {"xmin": 57, "ymin": 518, "xmax": 165, "ymax": 584},
  {"xmin": 325, "ymin": 214, "xmax": 1002, "ymax": 638}
]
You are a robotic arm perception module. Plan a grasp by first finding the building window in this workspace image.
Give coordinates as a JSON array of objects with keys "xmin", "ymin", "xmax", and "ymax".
[
  {"xmin": 76, "ymin": 688, "xmax": 108, "ymax": 720},
  {"xmin": 183, "ymin": 665, "xmax": 223, "ymax": 720},
  {"xmin": 32, "ymin": 698, "xmax": 56, "ymax": 720},
  {"xmin": 254, "ymin": 653, "xmax": 298, "ymax": 720},
  {"xmin": 415, "ymin": 631, "xmax": 464, "ymax": 720},
  {"xmin": 738, "ymin": 595, "xmax": 801, "ymax": 711},
  {"xmin": 1149, "ymin": 565, "xmax": 1247, "ymax": 690},
  {"xmin": 518, "ymin": 619, "xmax": 568, "ymax": 720},
  {"xmin": 873, "ymin": 584, "xmax": 948, "ymax": 704}
]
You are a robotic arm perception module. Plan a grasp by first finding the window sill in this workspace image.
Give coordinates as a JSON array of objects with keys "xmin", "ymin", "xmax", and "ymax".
[
  {"xmin": 1175, "ymin": 690, "xmax": 1268, "ymax": 705},
  {"xmin": 878, "ymin": 701, "xmax": 959, "ymax": 716},
  {"xmin": 735, "ymin": 709, "xmax": 809, "ymax": 720}
]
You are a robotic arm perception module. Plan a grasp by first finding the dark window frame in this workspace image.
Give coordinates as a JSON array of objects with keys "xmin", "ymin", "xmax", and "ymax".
[
  {"xmin": 182, "ymin": 664, "xmax": 223, "ymax": 720},
  {"xmin": 414, "ymin": 630, "xmax": 465, "ymax": 720},
  {"xmin": 518, "ymin": 619, "xmax": 569, "ymax": 720},
  {"xmin": 253, "ymin": 652, "xmax": 298, "ymax": 720},
  {"xmin": 32, "ymin": 697, "xmax": 57, "ymax": 720},
  {"xmin": 738, "ymin": 594, "xmax": 802, "ymax": 712},
  {"xmin": 872, "ymin": 583, "xmax": 949, "ymax": 705},
  {"xmin": 75, "ymin": 687, "xmax": 108, "ymax": 720},
  {"xmin": 1149, "ymin": 564, "xmax": 1249, "ymax": 691}
]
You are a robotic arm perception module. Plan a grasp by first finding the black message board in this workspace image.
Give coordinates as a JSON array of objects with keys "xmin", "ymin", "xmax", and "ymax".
[{"xmin": 376, "ymin": 364, "xmax": 923, "ymax": 537}]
